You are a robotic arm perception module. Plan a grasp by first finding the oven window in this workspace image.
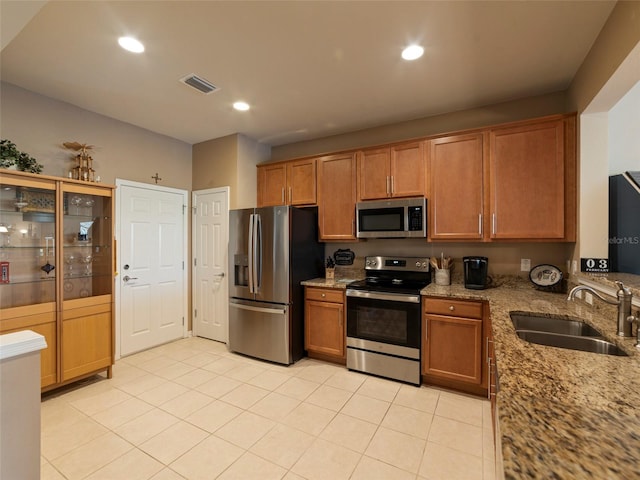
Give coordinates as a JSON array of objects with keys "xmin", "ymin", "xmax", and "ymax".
[
  {"xmin": 347, "ymin": 297, "xmax": 421, "ymax": 349},
  {"xmin": 354, "ymin": 306, "xmax": 407, "ymax": 343}
]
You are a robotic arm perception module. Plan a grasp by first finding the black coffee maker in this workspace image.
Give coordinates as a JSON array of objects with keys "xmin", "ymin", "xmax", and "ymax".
[{"xmin": 463, "ymin": 256, "xmax": 490, "ymax": 290}]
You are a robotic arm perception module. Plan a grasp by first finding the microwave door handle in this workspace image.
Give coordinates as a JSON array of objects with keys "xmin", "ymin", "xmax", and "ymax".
[{"xmin": 248, "ymin": 214, "xmax": 255, "ymax": 293}]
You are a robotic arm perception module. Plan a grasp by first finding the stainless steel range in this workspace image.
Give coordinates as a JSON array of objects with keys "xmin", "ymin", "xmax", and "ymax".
[{"xmin": 346, "ymin": 256, "xmax": 430, "ymax": 385}]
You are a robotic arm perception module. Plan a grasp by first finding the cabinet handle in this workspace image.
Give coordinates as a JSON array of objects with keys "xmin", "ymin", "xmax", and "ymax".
[
  {"xmin": 321, "ymin": 293, "xmax": 326, "ymax": 298},
  {"xmin": 478, "ymin": 214, "xmax": 483, "ymax": 235},
  {"xmin": 288, "ymin": 186, "xmax": 292, "ymax": 204},
  {"xmin": 386, "ymin": 176, "xmax": 390, "ymax": 195},
  {"xmin": 492, "ymin": 213, "xmax": 496, "ymax": 235},
  {"xmin": 281, "ymin": 188, "xmax": 285, "ymax": 204},
  {"xmin": 390, "ymin": 176, "xmax": 395, "ymax": 195},
  {"xmin": 449, "ymin": 305, "xmax": 455, "ymax": 311},
  {"xmin": 487, "ymin": 357, "xmax": 492, "ymax": 399}
]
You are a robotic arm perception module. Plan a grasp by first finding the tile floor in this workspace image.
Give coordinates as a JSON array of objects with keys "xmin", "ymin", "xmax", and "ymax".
[{"xmin": 40, "ymin": 337, "xmax": 496, "ymax": 480}]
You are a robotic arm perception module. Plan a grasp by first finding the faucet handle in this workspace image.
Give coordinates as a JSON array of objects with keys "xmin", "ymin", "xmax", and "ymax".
[{"xmin": 616, "ymin": 281, "xmax": 631, "ymax": 295}]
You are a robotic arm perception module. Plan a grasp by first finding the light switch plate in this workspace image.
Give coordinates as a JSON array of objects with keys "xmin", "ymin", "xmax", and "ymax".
[{"xmin": 521, "ymin": 258, "xmax": 531, "ymax": 272}]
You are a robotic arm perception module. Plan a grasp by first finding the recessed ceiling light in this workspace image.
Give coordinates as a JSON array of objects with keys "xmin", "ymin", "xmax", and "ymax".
[
  {"xmin": 118, "ymin": 36, "xmax": 145, "ymax": 53},
  {"xmin": 402, "ymin": 45, "xmax": 424, "ymax": 61},
  {"xmin": 233, "ymin": 101, "xmax": 250, "ymax": 111}
]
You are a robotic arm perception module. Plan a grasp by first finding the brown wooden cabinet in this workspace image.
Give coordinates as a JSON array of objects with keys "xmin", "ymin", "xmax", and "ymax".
[
  {"xmin": 358, "ymin": 141, "xmax": 425, "ymax": 200},
  {"xmin": 428, "ymin": 133, "xmax": 487, "ymax": 240},
  {"xmin": 304, "ymin": 287, "xmax": 345, "ymax": 363},
  {"xmin": 489, "ymin": 115, "xmax": 576, "ymax": 240},
  {"xmin": 317, "ymin": 153, "xmax": 357, "ymax": 241},
  {"xmin": 423, "ymin": 296, "xmax": 487, "ymax": 395},
  {"xmin": 1, "ymin": 304, "xmax": 57, "ymax": 388},
  {"xmin": 0, "ymin": 170, "xmax": 115, "ymax": 392},
  {"xmin": 257, "ymin": 158, "xmax": 316, "ymax": 207}
]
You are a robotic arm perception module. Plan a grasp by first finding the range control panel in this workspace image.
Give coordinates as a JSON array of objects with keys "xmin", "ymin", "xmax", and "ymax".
[{"xmin": 364, "ymin": 256, "xmax": 430, "ymax": 272}]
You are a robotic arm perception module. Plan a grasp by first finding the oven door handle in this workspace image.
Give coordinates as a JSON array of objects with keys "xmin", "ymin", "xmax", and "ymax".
[{"xmin": 346, "ymin": 289, "xmax": 421, "ymax": 303}]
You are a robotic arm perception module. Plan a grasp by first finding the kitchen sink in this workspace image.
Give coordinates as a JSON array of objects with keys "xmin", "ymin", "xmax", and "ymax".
[
  {"xmin": 514, "ymin": 330, "xmax": 628, "ymax": 356},
  {"xmin": 510, "ymin": 312, "xmax": 602, "ymax": 337},
  {"xmin": 510, "ymin": 312, "xmax": 628, "ymax": 357}
]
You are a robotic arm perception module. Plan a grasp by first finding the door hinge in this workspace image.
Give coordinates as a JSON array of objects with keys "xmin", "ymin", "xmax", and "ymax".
[
  {"xmin": 183, "ymin": 204, "xmax": 186, "ymax": 214},
  {"xmin": 194, "ymin": 309, "xmax": 197, "ymax": 318},
  {"xmin": 182, "ymin": 317, "xmax": 185, "ymax": 326},
  {"xmin": 194, "ymin": 258, "xmax": 197, "ymax": 267},
  {"xmin": 182, "ymin": 261, "xmax": 185, "ymax": 270}
]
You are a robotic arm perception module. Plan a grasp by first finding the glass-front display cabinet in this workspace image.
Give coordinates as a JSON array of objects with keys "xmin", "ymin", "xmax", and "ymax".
[{"xmin": 0, "ymin": 170, "xmax": 114, "ymax": 390}]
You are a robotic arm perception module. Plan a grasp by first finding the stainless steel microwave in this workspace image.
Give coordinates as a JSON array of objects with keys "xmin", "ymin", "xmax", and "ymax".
[{"xmin": 356, "ymin": 197, "xmax": 427, "ymax": 238}]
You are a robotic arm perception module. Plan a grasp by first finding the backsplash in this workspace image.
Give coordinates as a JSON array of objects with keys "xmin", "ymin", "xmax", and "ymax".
[{"xmin": 324, "ymin": 239, "xmax": 574, "ymax": 278}]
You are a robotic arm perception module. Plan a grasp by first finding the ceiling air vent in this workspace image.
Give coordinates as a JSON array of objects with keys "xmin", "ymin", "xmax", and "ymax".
[{"xmin": 179, "ymin": 74, "xmax": 218, "ymax": 94}]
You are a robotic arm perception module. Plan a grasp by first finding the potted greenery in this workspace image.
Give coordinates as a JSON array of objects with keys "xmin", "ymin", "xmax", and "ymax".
[{"xmin": 1, "ymin": 139, "xmax": 44, "ymax": 173}]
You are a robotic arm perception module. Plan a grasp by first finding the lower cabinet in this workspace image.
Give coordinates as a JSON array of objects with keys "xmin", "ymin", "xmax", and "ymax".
[
  {"xmin": 422, "ymin": 296, "xmax": 488, "ymax": 395},
  {"xmin": 304, "ymin": 287, "xmax": 346, "ymax": 364},
  {"xmin": 61, "ymin": 296, "xmax": 113, "ymax": 382},
  {"xmin": 0, "ymin": 303, "xmax": 57, "ymax": 389}
]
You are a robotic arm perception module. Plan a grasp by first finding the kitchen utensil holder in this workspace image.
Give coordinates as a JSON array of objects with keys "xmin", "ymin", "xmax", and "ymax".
[{"xmin": 435, "ymin": 268, "xmax": 450, "ymax": 286}]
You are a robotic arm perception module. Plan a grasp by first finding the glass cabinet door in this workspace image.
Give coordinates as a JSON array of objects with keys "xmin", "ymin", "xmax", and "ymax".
[
  {"xmin": 62, "ymin": 190, "xmax": 112, "ymax": 300},
  {"xmin": 0, "ymin": 181, "xmax": 57, "ymax": 309}
]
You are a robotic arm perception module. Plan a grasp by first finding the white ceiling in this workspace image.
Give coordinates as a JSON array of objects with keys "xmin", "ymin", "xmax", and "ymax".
[{"xmin": 0, "ymin": 0, "xmax": 616, "ymax": 147}]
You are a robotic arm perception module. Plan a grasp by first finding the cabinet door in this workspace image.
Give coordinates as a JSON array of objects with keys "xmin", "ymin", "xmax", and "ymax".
[
  {"xmin": 0, "ymin": 305, "xmax": 58, "ymax": 388},
  {"xmin": 423, "ymin": 314, "xmax": 482, "ymax": 384},
  {"xmin": 489, "ymin": 119, "xmax": 565, "ymax": 239},
  {"xmin": 287, "ymin": 158, "xmax": 317, "ymax": 206},
  {"xmin": 0, "ymin": 175, "xmax": 57, "ymax": 309},
  {"xmin": 317, "ymin": 153, "xmax": 357, "ymax": 241},
  {"xmin": 429, "ymin": 134, "xmax": 485, "ymax": 240},
  {"xmin": 305, "ymin": 299, "xmax": 344, "ymax": 358},
  {"xmin": 258, "ymin": 164, "xmax": 287, "ymax": 206},
  {"xmin": 390, "ymin": 141, "xmax": 425, "ymax": 198},
  {"xmin": 61, "ymin": 297, "xmax": 112, "ymax": 381},
  {"xmin": 357, "ymin": 147, "xmax": 391, "ymax": 200}
]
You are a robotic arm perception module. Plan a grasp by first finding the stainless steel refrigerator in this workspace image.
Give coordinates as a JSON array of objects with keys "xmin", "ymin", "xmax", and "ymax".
[{"xmin": 228, "ymin": 206, "xmax": 324, "ymax": 364}]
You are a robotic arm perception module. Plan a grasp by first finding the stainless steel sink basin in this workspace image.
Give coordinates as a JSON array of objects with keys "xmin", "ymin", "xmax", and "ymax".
[
  {"xmin": 514, "ymin": 330, "xmax": 628, "ymax": 357},
  {"xmin": 510, "ymin": 312, "xmax": 601, "ymax": 337},
  {"xmin": 509, "ymin": 312, "xmax": 628, "ymax": 357}
]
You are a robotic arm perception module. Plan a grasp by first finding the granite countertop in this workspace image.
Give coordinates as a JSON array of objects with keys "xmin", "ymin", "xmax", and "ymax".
[
  {"xmin": 421, "ymin": 276, "xmax": 640, "ymax": 479},
  {"xmin": 301, "ymin": 278, "xmax": 357, "ymax": 289}
]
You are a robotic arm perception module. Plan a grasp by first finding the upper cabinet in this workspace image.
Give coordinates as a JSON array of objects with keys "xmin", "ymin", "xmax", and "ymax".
[
  {"xmin": 357, "ymin": 141, "xmax": 425, "ymax": 200},
  {"xmin": 257, "ymin": 158, "xmax": 316, "ymax": 207},
  {"xmin": 489, "ymin": 115, "xmax": 576, "ymax": 241},
  {"xmin": 258, "ymin": 113, "xmax": 576, "ymax": 243},
  {"xmin": 427, "ymin": 114, "xmax": 576, "ymax": 242},
  {"xmin": 428, "ymin": 133, "xmax": 486, "ymax": 240},
  {"xmin": 317, "ymin": 153, "xmax": 357, "ymax": 241}
]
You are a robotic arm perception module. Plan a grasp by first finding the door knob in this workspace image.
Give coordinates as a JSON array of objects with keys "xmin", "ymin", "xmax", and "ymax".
[
  {"xmin": 122, "ymin": 275, "xmax": 138, "ymax": 282},
  {"xmin": 214, "ymin": 272, "xmax": 225, "ymax": 278}
]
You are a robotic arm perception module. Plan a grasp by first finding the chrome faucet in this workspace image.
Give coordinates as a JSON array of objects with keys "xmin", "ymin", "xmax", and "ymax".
[{"xmin": 567, "ymin": 281, "xmax": 637, "ymax": 337}]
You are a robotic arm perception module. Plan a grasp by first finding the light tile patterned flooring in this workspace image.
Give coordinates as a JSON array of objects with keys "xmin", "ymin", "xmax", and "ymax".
[{"xmin": 41, "ymin": 337, "xmax": 496, "ymax": 480}]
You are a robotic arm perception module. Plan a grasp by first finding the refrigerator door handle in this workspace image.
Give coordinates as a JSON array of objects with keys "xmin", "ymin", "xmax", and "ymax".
[
  {"xmin": 248, "ymin": 213, "xmax": 255, "ymax": 293},
  {"xmin": 229, "ymin": 302, "xmax": 287, "ymax": 315},
  {"xmin": 255, "ymin": 213, "xmax": 262, "ymax": 291}
]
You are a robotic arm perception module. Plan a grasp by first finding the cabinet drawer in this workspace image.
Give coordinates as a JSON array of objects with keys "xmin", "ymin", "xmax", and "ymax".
[
  {"xmin": 306, "ymin": 287, "xmax": 344, "ymax": 303},
  {"xmin": 424, "ymin": 297, "xmax": 483, "ymax": 319}
]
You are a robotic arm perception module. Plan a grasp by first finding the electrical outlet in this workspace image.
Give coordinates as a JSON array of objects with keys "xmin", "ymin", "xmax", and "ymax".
[
  {"xmin": 572, "ymin": 260, "xmax": 578, "ymax": 274},
  {"xmin": 520, "ymin": 258, "xmax": 531, "ymax": 272},
  {"xmin": 585, "ymin": 292, "xmax": 593, "ymax": 305}
]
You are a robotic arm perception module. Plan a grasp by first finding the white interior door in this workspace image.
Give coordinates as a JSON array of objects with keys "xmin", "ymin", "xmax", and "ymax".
[
  {"xmin": 193, "ymin": 187, "xmax": 229, "ymax": 342},
  {"xmin": 117, "ymin": 180, "xmax": 188, "ymax": 357}
]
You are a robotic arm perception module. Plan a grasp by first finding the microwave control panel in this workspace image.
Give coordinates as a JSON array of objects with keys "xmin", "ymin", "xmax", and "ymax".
[{"xmin": 408, "ymin": 206, "xmax": 423, "ymax": 231}]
